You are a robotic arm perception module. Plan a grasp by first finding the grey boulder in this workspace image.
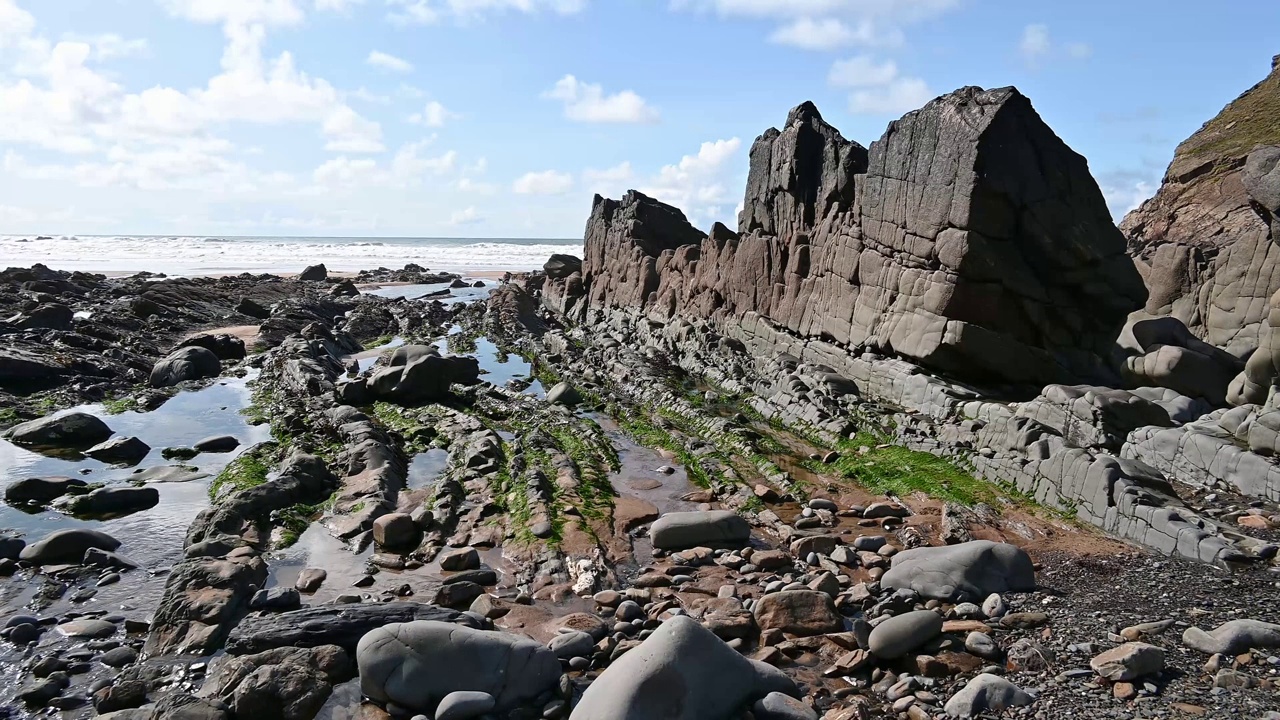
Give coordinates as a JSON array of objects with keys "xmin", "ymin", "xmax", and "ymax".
[
  {"xmin": 194, "ymin": 435, "xmax": 241, "ymax": 453},
  {"xmin": 868, "ymin": 610, "xmax": 943, "ymax": 659},
  {"xmin": 943, "ymin": 673, "xmax": 1033, "ymax": 717},
  {"xmin": 543, "ymin": 254, "xmax": 583, "ymax": 279},
  {"xmin": 366, "ymin": 345, "xmax": 480, "ymax": 405},
  {"xmin": 548, "ymin": 631, "xmax": 595, "ymax": 659},
  {"xmin": 1090, "ymin": 642, "xmax": 1165, "ymax": 681},
  {"xmin": 356, "ymin": 620, "xmax": 561, "ymax": 713},
  {"xmin": 150, "ymin": 346, "xmax": 222, "ymax": 388},
  {"xmin": 569, "ymin": 615, "xmax": 798, "ymax": 720},
  {"xmin": 85, "ymin": 436, "xmax": 151, "ymax": 466},
  {"xmin": 650, "ymin": 511, "xmax": 750, "ymax": 550},
  {"xmin": 1182, "ymin": 619, "xmax": 1280, "ymax": 655},
  {"xmin": 19, "ymin": 529, "xmax": 121, "ymax": 565},
  {"xmin": 56, "ymin": 486, "xmax": 159, "ymax": 517},
  {"xmin": 545, "ymin": 382, "xmax": 583, "ymax": 407},
  {"xmin": 880, "ymin": 540, "xmax": 1035, "ymax": 602},
  {"xmin": 5, "ymin": 476, "xmax": 87, "ymax": 504},
  {"xmin": 435, "ymin": 690, "xmax": 496, "ymax": 720},
  {"xmin": 4, "ymin": 412, "xmax": 112, "ymax": 448}
]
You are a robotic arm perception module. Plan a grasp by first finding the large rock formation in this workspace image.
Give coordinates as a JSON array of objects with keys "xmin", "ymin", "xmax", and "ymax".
[
  {"xmin": 1121, "ymin": 56, "xmax": 1280, "ymax": 355},
  {"xmin": 574, "ymin": 88, "xmax": 1145, "ymax": 389}
]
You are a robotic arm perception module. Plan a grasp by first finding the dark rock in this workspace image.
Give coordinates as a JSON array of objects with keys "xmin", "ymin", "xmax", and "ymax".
[
  {"xmin": 4, "ymin": 412, "xmax": 112, "ymax": 448},
  {"xmin": 0, "ymin": 536, "xmax": 25, "ymax": 560},
  {"xmin": 179, "ymin": 334, "xmax": 247, "ymax": 361},
  {"xmin": 99, "ymin": 645, "xmax": 139, "ymax": 667},
  {"xmin": 649, "ymin": 511, "xmax": 750, "ymax": 550},
  {"xmin": 250, "ymin": 588, "xmax": 303, "ymax": 612},
  {"xmin": 56, "ymin": 485, "xmax": 159, "ymax": 517},
  {"xmin": 194, "ymin": 435, "xmax": 241, "ymax": 453},
  {"xmin": 201, "ymin": 645, "xmax": 351, "ymax": 720},
  {"xmin": 12, "ymin": 302, "xmax": 74, "ymax": 330},
  {"xmin": 5, "ymin": 476, "xmax": 88, "ymax": 504},
  {"xmin": 93, "ymin": 678, "xmax": 148, "ymax": 713},
  {"xmin": 433, "ymin": 581, "xmax": 485, "ymax": 609},
  {"xmin": 545, "ymin": 381, "xmax": 583, "ymax": 407},
  {"xmin": 543, "ymin": 254, "xmax": 583, "ymax": 279},
  {"xmin": 298, "ymin": 264, "xmax": 328, "ymax": 282},
  {"xmin": 85, "ymin": 436, "xmax": 151, "ymax": 466},
  {"xmin": 366, "ymin": 345, "xmax": 480, "ymax": 405},
  {"xmin": 237, "ymin": 297, "xmax": 271, "ymax": 319},
  {"xmin": 753, "ymin": 590, "xmax": 844, "ymax": 636},
  {"xmin": 150, "ymin": 346, "xmax": 222, "ymax": 387},
  {"xmin": 225, "ymin": 602, "xmax": 478, "ymax": 656},
  {"xmin": 19, "ymin": 529, "xmax": 121, "ymax": 565},
  {"xmin": 880, "ymin": 540, "xmax": 1035, "ymax": 602}
]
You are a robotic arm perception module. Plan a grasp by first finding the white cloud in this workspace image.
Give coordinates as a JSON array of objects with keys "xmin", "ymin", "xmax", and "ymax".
[
  {"xmin": 449, "ymin": 206, "xmax": 482, "ymax": 225},
  {"xmin": 308, "ymin": 139, "xmax": 460, "ymax": 190},
  {"xmin": 322, "ymin": 106, "xmax": 385, "ymax": 152},
  {"xmin": 351, "ymin": 87, "xmax": 392, "ymax": 104},
  {"xmin": 513, "ymin": 169, "xmax": 574, "ymax": 195},
  {"xmin": 63, "ymin": 33, "xmax": 149, "ymax": 61},
  {"xmin": 768, "ymin": 17, "xmax": 902, "ymax": 51},
  {"xmin": 455, "ymin": 177, "xmax": 497, "ymax": 194},
  {"xmin": 828, "ymin": 55, "xmax": 930, "ymax": 115},
  {"xmin": 543, "ymin": 75, "xmax": 659, "ymax": 124},
  {"xmin": 367, "ymin": 50, "xmax": 413, "ymax": 73},
  {"xmin": 316, "ymin": 0, "xmax": 364, "ymax": 10},
  {"xmin": 0, "ymin": 0, "xmax": 37, "ymax": 45},
  {"xmin": 409, "ymin": 100, "xmax": 457, "ymax": 127},
  {"xmin": 387, "ymin": 0, "xmax": 587, "ymax": 25},
  {"xmin": 1019, "ymin": 24, "xmax": 1090, "ymax": 67},
  {"xmin": 158, "ymin": 0, "xmax": 306, "ymax": 28},
  {"xmin": 848, "ymin": 77, "xmax": 931, "ymax": 115},
  {"xmin": 828, "ymin": 55, "xmax": 899, "ymax": 87},
  {"xmin": 584, "ymin": 161, "xmax": 634, "ymax": 184},
  {"xmin": 1019, "ymin": 23, "xmax": 1050, "ymax": 64},
  {"xmin": 638, "ymin": 137, "xmax": 742, "ymax": 225}
]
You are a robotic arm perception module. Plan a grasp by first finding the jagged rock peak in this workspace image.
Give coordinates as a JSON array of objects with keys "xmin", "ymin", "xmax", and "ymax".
[{"xmin": 739, "ymin": 101, "xmax": 868, "ymax": 238}]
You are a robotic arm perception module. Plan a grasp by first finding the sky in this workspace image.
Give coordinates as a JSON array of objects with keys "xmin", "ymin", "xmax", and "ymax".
[{"xmin": 0, "ymin": 0, "xmax": 1277, "ymax": 239}]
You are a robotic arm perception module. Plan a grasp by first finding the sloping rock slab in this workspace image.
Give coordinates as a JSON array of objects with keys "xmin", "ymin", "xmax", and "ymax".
[
  {"xmin": 881, "ymin": 540, "xmax": 1035, "ymax": 602},
  {"xmin": 226, "ymin": 602, "xmax": 477, "ymax": 656}
]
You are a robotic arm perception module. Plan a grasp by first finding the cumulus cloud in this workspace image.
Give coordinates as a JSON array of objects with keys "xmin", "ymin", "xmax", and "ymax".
[
  {"xmin": 638, "ymin": 137, "xmax": 743, "ymax": 226},
  {"xmin": 409, "ymin": 100, "xmax": 457, "ymax": 127},
  {"xmin": 513, "ymin": 169, "xmax": 574, "ymax": 195},
  {"xmin": 387, "ymin": 0, "xmax": 587, "ymax": 25},
  {"xmin": 449, "ymin": 205, "xmax": 482, "ymax": 225},
  {"xmin": 543, "ymin": 75, "xmax": 659, "ymax": 124},
  {"xmin": 366, "ymin": 50, "xmax": 413, "ymax": 73},
  {"xmin": 828, "ymin": 55, "xmax": 930, "ymax": 115},
  {"xmin": 1019, "ymin": 23, "xmax": 1091, "ymax": 68},
  {"xmin": 768, "ymin": 17, "xmax": 902, "ymax": 51}
]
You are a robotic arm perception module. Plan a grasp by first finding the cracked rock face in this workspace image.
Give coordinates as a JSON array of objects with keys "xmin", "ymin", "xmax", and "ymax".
[
  {"xmin": 1122, "ymin": 58, "xmax": 1280, "ymax": 355},
  {"xmin": 578, "ymin": 88, "xmax": 1144, "ymax": 389}
]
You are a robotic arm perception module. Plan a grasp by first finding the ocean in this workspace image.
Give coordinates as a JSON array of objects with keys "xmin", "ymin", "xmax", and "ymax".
[{"xmin": 0, "ymin": 234, "xmax": 584, "ymax": 277}]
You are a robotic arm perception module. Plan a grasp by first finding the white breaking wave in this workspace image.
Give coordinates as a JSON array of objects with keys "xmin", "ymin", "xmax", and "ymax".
[{"xmin": 0, "ymin": 235, "xmax": 583, "ymax": 276}]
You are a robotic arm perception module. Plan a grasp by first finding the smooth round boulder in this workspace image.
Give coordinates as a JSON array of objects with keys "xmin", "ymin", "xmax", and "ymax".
[
  {"xmin": 545, "ymin": 382, "xmax": 583, "ymax": 407},
  {"xmin": 57, "ymin": 486, "xmax": 159, "ymax": 517},
  {"xmin": 548, "ymin": 631, "xmax": 594, "ymax": 660},
  {"xmin": 943, "ymin": 673, "xmax": 1032, "ymax": 717},
  {"xmin": 0, "ymin": 537, "xmax": 25, "ymax": 560},
  {"xmin": 356, "ymin": 620, "xmax": 561, "ymax": 713},
  {"xmin": 5, "ymin": 476, "xmax": 87, "ymax": 504},
  {"xmin": 435, "ymin": 691, "xmax": 496, "ymax": 720},
  {"xmin": 753, "ymin": 692, "xmax": 818, "ymax": 720},
  {"xmin": 149, "ymin": 346, "xmax": 222, "ymax": 388},
  {"xmin": 194, "ymin": 435, "xmax": 241, "ymax": 453},
  {"xmin": 19, "ymin": 529, "xmax": 121, "ymax": 565},
  {"xmin": 868, "ymin": 610, "xmax": 943, "ymax": 659},
  {"xmin": 569, "ymin": 615, "xmax": 798, "ymax": 720},
  {"xmin": 543, "ymin": 254, "xmax": 583, "ymax": 279},
  {"xmin": 650, "ymin": 511, "xmax": 750, "ymax": 551},
  {"xmin": 85, "ymin": 436, "xmax": 151, "ymax": 466},
  {"xmin": 4, "ymin": 412, "xmax": 112, "ymax": 449},
  {"xmin": 880, "ymin": 540, "xmax": 1035, "ymax": 602},
  {"xmin": 1182, "ymin": 619, "xmax": 1280, "ymax": 655}
]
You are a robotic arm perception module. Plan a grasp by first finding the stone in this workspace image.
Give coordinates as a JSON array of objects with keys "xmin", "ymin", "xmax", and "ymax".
[
  {"xmin": 568, "ymin": 615, "xmax": 797, "ymax": 720},
  {"xmin": 543, "ymin": 254, "xmax": 583, "ymax": 279},
  {"xmin": 296, "ymin": 568, "xmax": 327, "ymax": 593},
  {"xmin": 753, "ymin": 590, "xmax": 844, "ymax": 636},
  {"xmin": 649, "ymin": 510, "xmax": 750, "ymax": 550},
  {"xmin": 441, "ymin": 547, "xmax": 481, "ymax": 571},
  {"xmin": 84, "ymin": 547, "xmax": 138, "ymax": 569},
  {"xmin": 150, "ymin": 346, "xmax": 222, "ymax": 388},
  {"xmin": 57, "ymin": 619, "xmax": 117, "ymax": 639},
  {"xmin": 201, "ymin": 645, "xmax": 351, "ymax": 720},
  {"xmin": 357, "ymin": 620, "xmax": 561, "ymax": 713},
  {"xmin": 433, "ymin": 581, "xmax": 485, "ymax": 609},
  {"xmin": 195, "ymin": 435, "xmax": 241, "ymax": 453},
  {"xmin": 965, "ymin": 631, "xmax": 1000, "ymax": 660},
  {"xmin": 548, "ymin": 631, "xmax": 595, "ymax": 659},
  {"xmin": 435, "ymin": 691, "xmax": 497, "ymax": 720},
  {"xmin": 981, "ymin": 593, "xmax": 1007, "ymax": 618},
  {"xmin": 298, "ymin": 264, "xmax": 328, "ymax": 281},
  {"xmin": 99, "ymin": 646, "xmax": 139, "ymax": 667},
  {"xmin": 753, "ymin": 691, "xmax": 819, "ymax": 720},
  {"xmin": 19, "ymin": 529, "xmax": 121, "ymax": 565},
  {"xmin": 1182, "ymin": 619, "xmax": 1280, "ymax": 655},
  {"xmin": 943, "ymin": 673, "xmax": 1032, "ymax": 717},
  {"xmin": 85, "ymin": 436, "xmax": 151, "ymax": 466},
  {"xmin": 366, "ymin": 345, "xmax": 480, "ymax": 405},
  {"xmin": 868, "ymin": 610, "xmax": 943, "ymax": 659},
  {"xmin": 545, "ymin": 382, "xmax": 583, "ymax": 407},
  {"xmin": 250, "ymin": 588, "xmax": 303, "ymax": 612},
  {"xmin": 880, "ymin": 540, "xmax": 1035, "ymax": 602},
  {"xmin": 226, "ymin": 602, "xmax": 477, "ymax": 656},
  {"xmin": 4, "ymin": 412, "xmax": 112, "ymax": 448},
  {"xmin": 180, "ymin": 334, "xmax": 247, "ymax": 361},
  {"xmin": 0, "ymin": 536, "xmax": 24, "ymax": 560},
  {"xmin": 373, "ymin": 513, "xmax": 418, "ymax": 549},
  {"xmin": 1090, "ymin": 642, "xmax": 1165, "ymax": 681},
  {"xmin": 5, "ymin": 476, "xmax": 87, "ymax": 504},
  {"xmin": 57, "ymin": 485, "xmax": 159, "ymax": 517}
]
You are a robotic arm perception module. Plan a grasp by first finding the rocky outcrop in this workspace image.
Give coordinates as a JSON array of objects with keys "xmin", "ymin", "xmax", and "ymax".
[
  {"xmin": 1121, "ymin": 56, "xmax": 1280, "ymax": 354},
  {"xmin": 575, "ymin": 90, "xmax": 1144, "ymax": 390}
]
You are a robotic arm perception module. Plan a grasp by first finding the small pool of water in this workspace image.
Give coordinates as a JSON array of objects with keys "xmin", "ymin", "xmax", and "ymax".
[
  {"xmin": 0, "ymin": 373, "xmax": 271, "ymax": 619},
  {"xmin": 365, "ymin": 282, "xmax": 493, "ymax": 306},
  {"xmin": 406, "ymin": 448, "xmax": 448, "ymax": 490}
]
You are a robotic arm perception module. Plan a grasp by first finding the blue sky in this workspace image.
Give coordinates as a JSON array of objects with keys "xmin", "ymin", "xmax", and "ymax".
[{"xmin": 0, "ymin": 0, "xmax": 1276, "ymax": 239}]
